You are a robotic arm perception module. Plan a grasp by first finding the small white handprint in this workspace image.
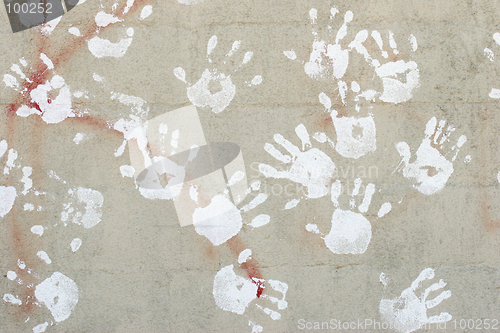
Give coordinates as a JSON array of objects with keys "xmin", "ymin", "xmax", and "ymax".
[
  {"xmin": 306, "ymin": 178, "xmax": 391, "ymax": 254},
  {"xmin": 213, "ymin": 251, "xmax": 288, "ymax": 332},
  {"xmin": 192, "ymin": 180, "xmax": 270, "ymax": 246},
  {"xmin": 284, "ymin": 7, "xmax": 353, "ymax": 104},
  {"xmin": 379, "ymin": 268, "xmax": 452, "ymax": 333},
  {"xmin": 86, "ymin": 2, "xmax": 152, "ymax": 58},
  {"xmin": 258, "ymin": 124, "xmax": 336, "ymax": 200},
  {"xmin": 395, "ymin": 117, "xmax": 467, "ymax": 195},
  {"xmin": 318, "ymin": 92, "xmax": 376, "ymax": 159},
  {"xmin": 174, "ymin": 35, "xmax": 262, "ymax": 113},
  {"xmin": 484, "ymin": 32, "xmax": 500, "ymax": 99},
  {"xmin": 349, "ymin": 30, "xmax": 420, "ymax": 104},
  {"xmin": 3, "ymin": 54, "xmax": 75, "ymax": 124},
  {"xmin": 3, "ymin": 259, "xmax": 79, "ymax": 332}
]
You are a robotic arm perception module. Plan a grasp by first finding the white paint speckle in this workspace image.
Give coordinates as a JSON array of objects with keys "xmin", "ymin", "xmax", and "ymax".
[
  {"xmin": 6, "ymin": 271, "xmax": 17, "ymax": 281},
  {"xmin": 238, "ymin": 249, "xmax": 252, "ymax": 264},
  {"xmin": 37, "ymin": 251, "xmax": 52, "ymax": 264},
  {"xmin": 31, "ymin": 225, "xmax": 44, "ymax": 236},
  {"xmin": 70, "ymin": 238, "xmax": 82, "ymax": 252},
  {"xmin": 140, "ymin": 5, "xmax": 153, "ymax": 19},
  {"xmin": 120, "ymin": 165, "xmax": 135, "ymax": 178}
]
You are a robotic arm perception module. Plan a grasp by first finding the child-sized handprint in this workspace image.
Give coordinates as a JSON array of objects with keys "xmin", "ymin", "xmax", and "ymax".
[
  {"xmin": 213, "ymin": 251, "xmax": 288, "ymax": 331},
  {"xmin": 306, "ymin": 178, "xmax": 391, "ymax": 254},
  {"xmin": 379, "ymin": 268, "xmax": 452, "ymax": 333},
  {"xmin": 3, "ymin": 54, "xmax": 74, "ymax": 124},
  {"xmin": 174, "ymin": 35, "xmax": 262, "ymax": 113},
  {"xmin": 258, "ymin": 124, "xmax": 336, "ymax": 200},
  {"xmin": 349, "ymin": 30, "xmax": 420, "ymax": 104},
  {"xmin": 318, "ymin": 92, "xmax": 376, "ymax": 159},
  {"xmin": 395, "ymin": 117, "xmax": 467, "ymax": 195},
  {"xmin": 284, "ymin": 7, "xmax": 353, "ymax": 104}
]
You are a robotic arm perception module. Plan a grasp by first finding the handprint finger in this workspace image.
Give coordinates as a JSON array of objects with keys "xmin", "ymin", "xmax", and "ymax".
[
  {"xmin": 423, "ymin": 279, "xmax": 447, "ymax": 301},
  {"xmin": 410, "ymin": 267, "xmax": 434, "ymax": 291},
  {"xmin": 273, "ymin": 134, "xmax": 301, "ymax": 157},
  {"xmin": 428, "ymin": 312, "xmax": 452, "ymax": 323},
  {"xmin": 264, "ymin": 143, "xmax": 291, "ymax": 164},
  {"xmin": 258, "ymin": 163, "xmax": 285, "ymax": 179},
  {"xmin": 425, "ymin": 289, "xmax": 451, "ymax": 309},
  {"xmin": 295, "ymin": 124, "xmax": 312, "ymax": 150}
]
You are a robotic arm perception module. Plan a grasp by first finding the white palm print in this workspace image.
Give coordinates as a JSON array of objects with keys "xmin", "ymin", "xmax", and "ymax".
[
  {"xmin": 258, "ymin": 124, "xmax": 336, "ymax": 202},
  {"xmin": 349, "ymin": 29, "xmax": 420, "ymax": 104},
  {"xmin": 174, "ymin": 35, "xmax": 262, "ymax": 113},
  {"xmin": 318, "ymin": 92, "xmax": 376, "ymax": 159},
  {"xmin": 213, "ymin": 251, "xmax": 288, "ymax": 332},
  {"xmin": 395, "ymin": 117, "xmax": 467, "ymax": 195},
  {"xmin": 86, "ymin": 3, "xmax": 152, "ymax": 58},
  {"xmin": 306, "ymin": 178, "xmax": 391, "ymax": 254},
  {"xmin": 379, "ymin": 268, "xmax": 452, "ymax": 333},
  {"xmin": 284, "ymin": 7, "xmax": 353, "ymax": 104},
  {"xmin": 192, "ymin": 181, "xmax": 270, "ymax": 246},
  {"xmin": 3, "ymin": 54, "xmax": 74, "ymax": 124},
  {"xmin": 484, "ymin": 32, "xmax": 500, "ymax": 99},
  {"xmin": 3, "ymin": 259, "xmax": 79, "ymax": 332}
]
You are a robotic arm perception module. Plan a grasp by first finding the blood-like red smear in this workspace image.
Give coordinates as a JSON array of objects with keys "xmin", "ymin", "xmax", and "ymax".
[{"xmin": 227, "ymin": 236, "xmax": 265, "ymax": 298}]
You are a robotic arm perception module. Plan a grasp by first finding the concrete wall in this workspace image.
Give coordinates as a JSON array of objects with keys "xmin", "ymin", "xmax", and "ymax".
[{"xmin": 0, "ymin": 0, "xmax": 499, "ymax": 332}]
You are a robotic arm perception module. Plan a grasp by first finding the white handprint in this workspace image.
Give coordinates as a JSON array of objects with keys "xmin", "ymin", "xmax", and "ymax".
[
  {"xmin": 395, "ymin": 117, "xmax": 467, "ymax": 195},
  {"xmin": 484, "ymin": 32, "xmax": 500, "ymax": 99},
  {"xmin": 258, "ymin": 124, "xmax": 336, "ymax": 200},
  {"xmin": 349, "ymin": 30, "xmax": 420, "ymax": 104},
  {"xmin": 306, "ymin": 178, "xmax": 391, "ymax": 254},
  {"xmin": 318, "ymin": 92, "xmax": 376, "ymax": 159},
  {"xmin": 379, "ymin": 268, "xmax": 452, "ymax": 333},
  {"xmin": 284, "ymin": 7, "xmax": 353, "ymax": 104},
  {"xmin": 3, "ymin": 54, "xmax": 75, "ymax": 124},
  {"xmin": 86, "ymin": 2, "xmax": 152, "ymax": 58},
  {"xmin": 192, "ymin": 180, "xmax": 270, "ymax": 246},
  {"xmin": 3, "ymin": 259, "xmax": 79, "ymax": 332},
  {"xmin": 213, "ymin": 251, "xmax": 288, "ymax": 332},
  {"xmin": 174, "ymin": 35, "xmax": 262, "ymax": 113}
]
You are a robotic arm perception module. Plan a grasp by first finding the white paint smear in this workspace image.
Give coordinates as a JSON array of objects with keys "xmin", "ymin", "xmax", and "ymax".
[
  {"xmin": 37, "ymin": 251, "xmax": 52, "ymax": 264},
  {"xmin": 31, "ymin": 225, "xmax": 44, "ymax": 236},
  {"xmin": 238, "ymin": 249, "xmax": 252, "ymax": 264},
  {"xmin": 35, "ymin": 272, "xmax": 79, "ymax": 322},
  {"xmin": 140, "ymin": 5, "xmax": 153, "ymax": 19},
  {"xmin": 33, "ymin": 322, "xmax": 49, "ymax": 333},
  {"xmin": 377, "ymin": 202, "xmax": 392, "ymax": 218},
  {"xmin": 3, "ymin": 293, "xmax": 22, "ymax": 305},
  {"xmin": 284, "ymin": 199, "xmax": 300, "ymax": 210},
  {"xmin": 88, "ymin": 31, "xmax": 134, "ymax": 58},
  {"xmin": 68, "ymin": 27, "xmax": 81, "ymax": 36},
  {"xmin": 213, "ymin": 264, "xmax": 257, "ymax": 314},
  {"xmin": 192, "ymin": 195, "xmax": 242, "ymax": 246},
  {"xmin": 70, "ymin": 238, "xmax": 82, "ymax": 252},
  {"xmin": 0, "ymin": 186, "xmax": 17, "ymax": 218},
  {"xmin": 120, "ymin": 165, "xmax": 135, "ymax": 178},
  {"xmin": 95, "ymin": 11, "xmax": 121, "ymax": 27},
  {"xmin": 248, "ymin": 214, "xmax": 270, "ymax": 228}
]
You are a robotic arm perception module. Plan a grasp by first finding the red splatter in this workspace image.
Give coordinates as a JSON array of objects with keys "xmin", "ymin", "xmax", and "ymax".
[{"xmin": 227, "ymin": 236, "xmax": 265, "ymax": 298}]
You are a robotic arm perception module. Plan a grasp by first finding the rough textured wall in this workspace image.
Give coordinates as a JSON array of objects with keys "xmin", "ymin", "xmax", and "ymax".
[{"xmin": 0, "ymin": 0, "xmax": 499, "ymax": 332}]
